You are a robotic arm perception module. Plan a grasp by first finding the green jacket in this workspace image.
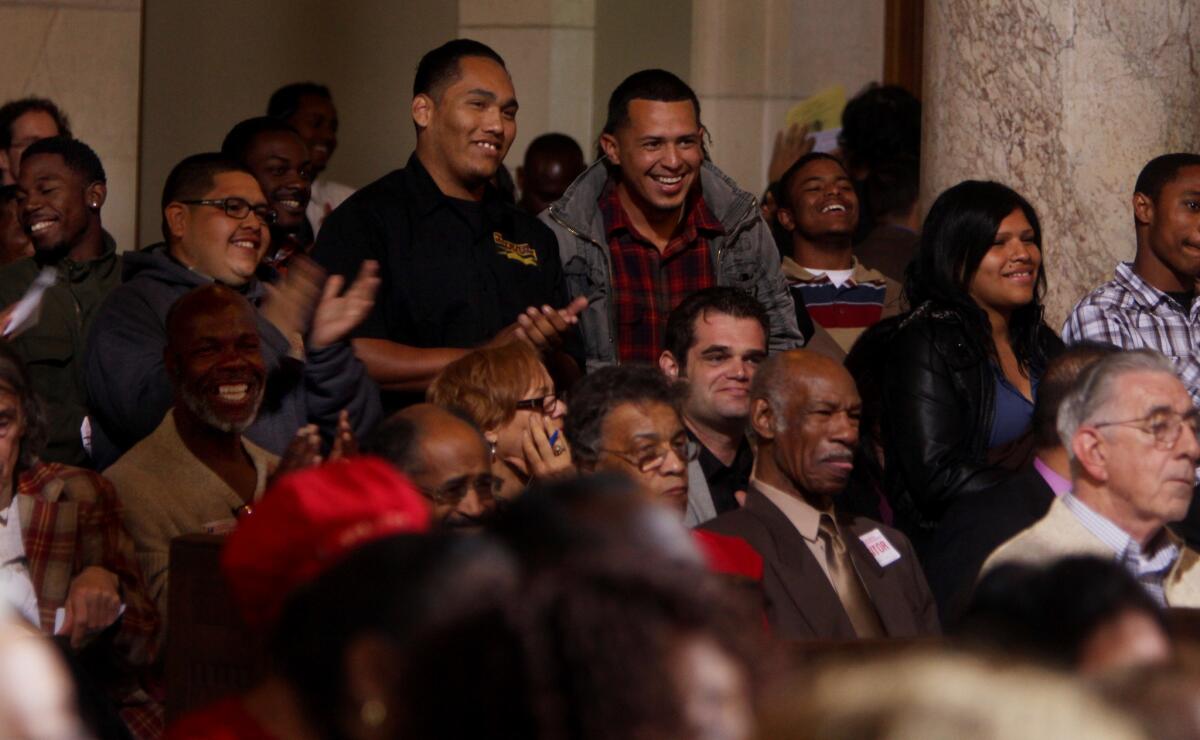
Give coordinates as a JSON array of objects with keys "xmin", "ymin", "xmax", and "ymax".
[{"xmin": 0, "ymin": 234, "xmax": 121, "ymax": 466}]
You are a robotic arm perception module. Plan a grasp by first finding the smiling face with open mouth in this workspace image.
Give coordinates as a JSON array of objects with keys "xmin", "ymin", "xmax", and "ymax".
[
  {"xmin": 602, "ymin": 99, "xmax": 704, "ymax": 220},
  {"xmin": 417, "ymin": 55, "xmax": 517, "ymax": 199},
  {"xmin": 169, "ymin": 294, "xmax": 267, "ymax": 435},
  {"xmin": 243, "ymin": 130, "xmax": 313, "ymax": 234},
  {"xmin": 967, "ymin": 207, "xmax": 1041, "ymax": 320},
  {"xmin": 17, "ymin": 151, "xmax": 103, "ymax": 258},
  {"xmin": 170, "ymin": 171, "xmax": 271, "ymax": 286},
  {"xmin": 780, "ymin": 156, "xmax": 859, "ymax": 242}
]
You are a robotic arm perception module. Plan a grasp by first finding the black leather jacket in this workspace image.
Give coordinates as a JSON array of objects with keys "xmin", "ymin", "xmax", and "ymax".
[{"xmin": 880, "ymin": 303, "xmax": 1062, "ymax": 551}]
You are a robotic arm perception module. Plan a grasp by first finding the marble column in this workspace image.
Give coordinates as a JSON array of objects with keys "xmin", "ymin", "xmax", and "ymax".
[
  {"xmin": 458, "ymin": 0, "xmax": 596, "ymax": 171},
  {"xmin": 922, "ymin": 1, "xmax": 1200, "ymax": 328}
]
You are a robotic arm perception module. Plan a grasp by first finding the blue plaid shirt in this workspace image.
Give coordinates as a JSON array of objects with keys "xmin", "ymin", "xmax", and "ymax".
[{"xmin": 1064, "ymin": 262, "xmax": 1200, "ymax": 408}]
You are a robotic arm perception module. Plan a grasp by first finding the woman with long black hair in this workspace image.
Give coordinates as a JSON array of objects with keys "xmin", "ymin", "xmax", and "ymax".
[{"xmin": 879, "ymin": 180, "xmax": 1063, "ymax": 555}]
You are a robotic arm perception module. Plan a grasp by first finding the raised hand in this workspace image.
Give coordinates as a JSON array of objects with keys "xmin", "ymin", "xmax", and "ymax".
[
  {"xmin": 310, "ymin": 260, "xmax": 380, "ymax": 349},
  {"xmin": 260, "ymin": 255, "xmax": 325, "ymax": 343},
  {"xmin": 492, "ymin": 295, "xmax": 588, "ymax": 351}
]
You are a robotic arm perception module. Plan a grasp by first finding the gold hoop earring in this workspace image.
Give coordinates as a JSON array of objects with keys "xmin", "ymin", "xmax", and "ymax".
[{"xmin": 361, "ymin": 698, "xmax": 387, "ymax": 728}]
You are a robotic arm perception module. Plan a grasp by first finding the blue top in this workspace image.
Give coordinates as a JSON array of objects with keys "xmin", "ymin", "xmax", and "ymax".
[{"xmin": 988, "ymin": 363, "xmax": 1037, "ymax": 449}]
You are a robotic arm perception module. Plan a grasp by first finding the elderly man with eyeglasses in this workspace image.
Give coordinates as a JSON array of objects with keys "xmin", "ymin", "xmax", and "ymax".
[
  {"xmin": 363, "ymin": 403, "xmax": 500, "ymax": 528},
  {"xmin": 84, "ymin": 152, "xmax": 382, "ymax": 468},
  {"xmin": 984, "ymin": 349, "xmax": 1200, "ymax": 607}
]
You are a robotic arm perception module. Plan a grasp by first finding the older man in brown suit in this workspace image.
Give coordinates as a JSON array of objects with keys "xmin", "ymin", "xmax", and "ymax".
[{"xmin": 702, "ymin": 350, "xmax": 939, "ymax": 639}]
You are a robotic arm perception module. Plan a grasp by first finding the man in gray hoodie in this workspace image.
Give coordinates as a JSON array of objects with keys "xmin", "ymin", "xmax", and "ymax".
[
  {"xmin": 540, "ymin": 69, "xmax": 802, "ymax": 371},
  {"xmin": 84, "ymin": 153, "xmax": 381, "ymax": 468}
]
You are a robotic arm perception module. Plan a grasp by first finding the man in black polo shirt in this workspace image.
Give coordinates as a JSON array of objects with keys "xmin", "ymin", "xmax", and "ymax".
[
  {"xmin": 659, "ymin": 287, "xmax": 768, "ymax": 526},
  {"xmin": 313, "ymin": 39, "xmax": 584, "ymax": 407}
]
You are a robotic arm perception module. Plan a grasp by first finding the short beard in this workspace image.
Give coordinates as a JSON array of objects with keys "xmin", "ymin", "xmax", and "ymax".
[{"xmin": 179, "ymin": 384, "xmax": 262, "ymax": 434}]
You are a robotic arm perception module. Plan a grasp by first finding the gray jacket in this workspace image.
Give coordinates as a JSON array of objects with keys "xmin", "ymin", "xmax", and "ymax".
[{"xmin": 539, "ymin": 159, "xmax": 803, "ymax": 370}]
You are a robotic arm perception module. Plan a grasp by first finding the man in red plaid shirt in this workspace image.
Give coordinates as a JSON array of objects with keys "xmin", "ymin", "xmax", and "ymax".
[
  {"xmin": 0, "ymin": 342, "xmax": 160, "ymax": 737},
  {"xmin": 542, "ymin": 69, "xmax": 803, "ymax": 369}
]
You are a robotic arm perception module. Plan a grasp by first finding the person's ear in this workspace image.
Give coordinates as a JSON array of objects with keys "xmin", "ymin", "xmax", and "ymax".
[
  {"xmin": 599, "ymin": 132, "xmax": 620, "ymax": 165},
  {"xmin": 776, "ymin": 205, "xmax": 797, "ymax": 232},
  {"xmin": 1133, "ymin": 192, "xmax": 1155, "ymax": 228},
  {"xmin": 659, "ymin": 351, "xmax": 680, "ymax": 379},
  {"xmin": 412, "ymin": 94, "xmax": 435, "ymax": 131},
  {"xmin": 163, "ymin": 203, "xmax": 189, "ymax": 243},
  {"xmin": 85, "ymin": 181, "xmax": 106, "ymax": 211},
  {"xmin": 1072, "ymin": 428, "xmax": 1109, "ymax": 483},
  {"xmin": 749, "ymin": 398, "xmax": 776, "ymax": 440}
]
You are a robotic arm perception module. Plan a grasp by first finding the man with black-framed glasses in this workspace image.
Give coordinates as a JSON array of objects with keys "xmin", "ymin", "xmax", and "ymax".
[
  {"xmin": 364, "ymin": 403, "xmax": 499, "ymax": 529},
  {"xmin": 985, "ymin": 349, "xmax": 1200, "ymax": 607},
  {"xmin": 84, "ymin": 152, "xmax": 381, "ymax": 468}
]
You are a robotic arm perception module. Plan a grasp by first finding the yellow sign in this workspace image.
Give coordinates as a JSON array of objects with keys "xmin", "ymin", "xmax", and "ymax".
[
  {"xmin": 785, "ymin": 85, "xmax": 847, "ymax": 132},
  {"xmin": 494, "ymin": 232, "xmax": 538, "ymax": 266}
]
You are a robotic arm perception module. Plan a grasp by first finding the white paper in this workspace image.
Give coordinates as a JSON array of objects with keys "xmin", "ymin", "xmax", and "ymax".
[
  {"xmin": 4, "ymin": 268, "xmax": 57, "ymax": 338},
  {"xmin": 811, "ymin": 127, "xmax": 842, "ymax": 154}
]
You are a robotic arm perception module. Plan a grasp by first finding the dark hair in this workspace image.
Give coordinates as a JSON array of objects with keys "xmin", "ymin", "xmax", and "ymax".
[
  {"xmin": 0, "ymin": 343, "xmax": 47, "ymax": 472},
  {"xmin": 524, "ymin": 132, "xmax": 584, "ymax": 166},
  {"xmin": 0, "ymin": 97, "xmax": 71, "ymax": 149},
  {"xmin": 602, "ymin": 69, "xmax": 701, "ymax": 136},
  {"xmin": 906, "ymin": 180, "xmax": 1049, "ymax": 368},
  {"xmin": 220, "ymin": 117, "xmax": 302, "ymax": 164},
  {"xmin": 0, "ymin": 185, "xmax": 17, "ymax": 205},
  {"xmin": 1032, "ymin": 341, "xmax": 1119, "ymax": 448},
  {"xmin": 958, "ymin": 556, "xmax": 1168, "ymax": 668},
  {"xmin": 20, "ymin": 136, "xmax": 105, "ymax": 184},
  {"xmin": 399, "ymin": 551, "xmax": 761, "ymax": 740},
  {"xmin": 273, "ymin": 533, "xmax": 516, "ymax": 740},
  {"xmin": 1134, "ymin": 153, "xmax": 1200, "ymax": 204},
  {"xmin": 159, "ymin": 152, "xmax": 248, "ymax": 242},
  {"xmin": 413, "ymin": 38, "xmax": 506, "ymax": 100},
  {"xmin": 864, "ymin": 154, "xmax": 919, "ymax": 221},
  {"xmin": 837, "ymin": 84, "xmax": 921, "ymax": 174},
  {"xmin": 663, "ymin": 287, "xmax": 769, "ymax": 371},
  {"xmin": 267, "ymin": 82, "xmax": 333, "ymax": 120},
  {"xmin": 774, "ymin": 152, "xmax": 847, "ymax": 210},
  {"xmin": 564, "ymin": 365, "xmax": 681, "ymax": 469}
]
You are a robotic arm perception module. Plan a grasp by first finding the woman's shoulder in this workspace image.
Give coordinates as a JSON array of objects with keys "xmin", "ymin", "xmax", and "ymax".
[{"xmin": 889, "ymin": 304, "xmax": 983, "ymax": 363}]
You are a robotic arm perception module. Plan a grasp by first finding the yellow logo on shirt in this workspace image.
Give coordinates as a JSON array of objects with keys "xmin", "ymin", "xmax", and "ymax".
[{"xmin": 494, "ymin": 232, "xmax": 538, "ymax": 267}]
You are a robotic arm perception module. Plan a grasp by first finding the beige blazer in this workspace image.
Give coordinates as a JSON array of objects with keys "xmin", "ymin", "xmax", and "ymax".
[{"xmin": 982, "ymin": 497, "xmax": 1200, "ymax": 607}]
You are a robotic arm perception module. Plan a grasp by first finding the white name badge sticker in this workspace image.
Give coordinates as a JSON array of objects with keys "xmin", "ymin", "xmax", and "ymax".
[{"xmin": 858, "ymin": 528, "xmax": 901, "ymax": 567}]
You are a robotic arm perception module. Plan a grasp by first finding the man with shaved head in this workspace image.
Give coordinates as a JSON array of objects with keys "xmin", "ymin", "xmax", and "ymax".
[
  {"xmin": 103, "ymin": 285, "xmax": 279, "ymax": 628},
  {"xmin": 364, "ymin": 403, "xmax": 498, "ymax": 527},
  {"xmin": 702, "ymin": 349, "xmax": 938, "ymax": 639}
]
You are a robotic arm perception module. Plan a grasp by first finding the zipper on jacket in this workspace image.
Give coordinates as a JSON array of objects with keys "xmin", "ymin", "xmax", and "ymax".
[{"xmin": 548, "ymin": 209, "xmax": 619, "ymax": 361}]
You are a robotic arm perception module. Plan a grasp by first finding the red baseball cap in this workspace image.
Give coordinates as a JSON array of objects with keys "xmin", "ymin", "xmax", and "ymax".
[{"xmin": 221, "ymin": 456, "xmax": 432, "ymax": 628}]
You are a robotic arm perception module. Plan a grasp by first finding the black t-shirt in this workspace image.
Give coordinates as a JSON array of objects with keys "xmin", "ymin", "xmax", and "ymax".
[{"xmin": 312, "ymin": 153, "xmax": 568, "ymax": 349}]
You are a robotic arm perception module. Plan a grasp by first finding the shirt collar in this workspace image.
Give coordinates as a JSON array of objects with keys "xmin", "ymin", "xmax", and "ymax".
[
  {"xmin": 1114, "ymin": 261, "xmax": 1195, "ymax": 314},
  {"xmin": 599, "ymin": 176, "xmax": 724, "ymax": 241},
  {"xmin": 780, "ymin": 256, "xmax": 885, "ymax": 285},
  {"xmin": 405, "ymin": 152, "xmax": 506, "ymax": 218},
  {"xmin": 752, "ymin": 475, "xmax": 824, "ymax": 543},
  {"xmin": 1061, "ymin": 491, "xmax": 1181, "ymax": 566},
  {"xmin": 1032, "ymin": 456, "xmax": 1072, "ymax": 497}
]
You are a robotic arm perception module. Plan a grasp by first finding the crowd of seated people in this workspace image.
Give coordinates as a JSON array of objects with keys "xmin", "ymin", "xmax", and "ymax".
[{"xmin": 5, "ymin": 32, "xmax": 1200, "ymax": 740}]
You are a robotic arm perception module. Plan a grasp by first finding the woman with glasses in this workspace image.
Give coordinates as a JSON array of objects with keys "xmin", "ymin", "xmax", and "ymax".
[
  {"xmin": 428, "ymin": 341, "xmax": 572, "ymax": 499},
  {"xmin": 879, "ymin": 180, "xmax": 1063, "ymax": 557}
]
